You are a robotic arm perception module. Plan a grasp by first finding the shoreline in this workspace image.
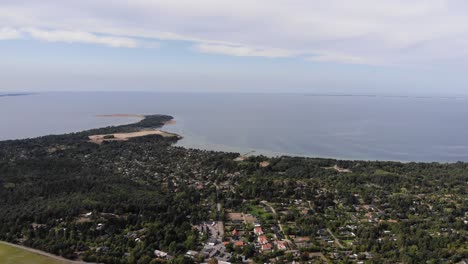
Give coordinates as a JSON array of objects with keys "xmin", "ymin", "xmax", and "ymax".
[
  {"xmin": 0, "ymin": 113, "xmax": 462, "ymax": 164},
  {"xmin": 88, "ymin": 130, "xmax": 181, "ymax": 144},
  {"xmin": 0, "ymin": 241, "xmax": 93, "ymax": 264},
  {"xmin": 89, "ymin": 114, "xmax": 181, "ymax": 144}
]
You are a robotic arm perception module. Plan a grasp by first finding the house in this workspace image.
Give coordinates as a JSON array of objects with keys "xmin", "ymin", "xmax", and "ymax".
[
  {"xmin": 234, "ymin": 241, "xmax": 244, "ymax": 247},
  {"xmin": 254, "ymin": 227, "xmax": 264, "ymax": 235},
  {"xmin": 294, "ymin": 236, "xmax": 311, "ymax": 248},
  {"xmin": 232, "ymin": 229, "xmax": 239, "ymax": 237},
  {"xmin": 258, "ymin": 235, "xmax": 268, "ymax": 244},
  {"xmin": 154, "ymin": 250, "xmax": 168, "ymax": 258},
  {"xmin": 275, "ymin": 240, "xmax": 287, "ymax": 251},
  {"xmin": 185, "ymin": 250, "xmax": 199, "ymax": 258},
  {"xmin": 261, "ymin": 243, "xmax": 272, "ymax": 252}
]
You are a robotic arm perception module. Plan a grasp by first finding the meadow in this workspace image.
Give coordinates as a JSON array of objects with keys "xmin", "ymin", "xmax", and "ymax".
[{"xmin": 0, "ymin": 242, "xmax": 76, "ymax": 264}]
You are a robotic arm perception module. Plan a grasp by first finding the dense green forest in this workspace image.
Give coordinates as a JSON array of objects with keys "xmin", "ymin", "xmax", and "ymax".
[{"xmin": 0, "ymin": 115, "xmax": 466, "ymax": 263}]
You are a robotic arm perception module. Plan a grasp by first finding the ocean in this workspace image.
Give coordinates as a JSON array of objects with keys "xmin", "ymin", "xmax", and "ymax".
[{"xmin": 1, "ymin": 92, "xmax": 468, "ymax": 162}]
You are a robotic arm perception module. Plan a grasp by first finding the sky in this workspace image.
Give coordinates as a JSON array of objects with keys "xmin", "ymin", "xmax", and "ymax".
[{"xmin": 1, "ymin": 0, "xmax": 468, "ymax": 94}]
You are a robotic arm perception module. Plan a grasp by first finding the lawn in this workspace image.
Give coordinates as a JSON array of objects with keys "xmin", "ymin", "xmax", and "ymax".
[
  {"xmin": 247, "ymin": 205, "xmax": 273, "ymax": 220},
  {"xmin": 0, "ymin": 243, "xmax": 73, "ymax": 264}
]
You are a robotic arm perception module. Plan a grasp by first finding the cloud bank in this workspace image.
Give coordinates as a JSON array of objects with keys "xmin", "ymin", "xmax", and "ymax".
[{"xmin": 2, "ymin": 0, "xmax": 468, "ymax": 64}]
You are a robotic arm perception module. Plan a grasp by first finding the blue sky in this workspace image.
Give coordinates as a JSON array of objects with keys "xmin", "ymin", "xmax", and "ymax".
[{"xmin": 1, "ymin": 0, "xmax": 468, "ymax": 94}]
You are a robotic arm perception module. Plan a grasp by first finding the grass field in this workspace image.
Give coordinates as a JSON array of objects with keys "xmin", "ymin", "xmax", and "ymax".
[
  {"xmin": 247, "ymin": 205, "xmax": 273, "ymax": 220},
  {"xmin": 0, "ymin": 242, "xmax": 73, "ymax": 264}
]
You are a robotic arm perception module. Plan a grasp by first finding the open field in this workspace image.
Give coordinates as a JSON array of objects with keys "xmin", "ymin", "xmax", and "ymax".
[{"xmin": 0, "ymin": 242, "xmax": 80, "ymax": 264}]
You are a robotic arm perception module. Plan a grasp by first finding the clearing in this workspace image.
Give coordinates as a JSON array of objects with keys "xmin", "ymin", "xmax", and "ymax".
[{"xmin": 0, "ymin": 241, "xmax": 84, "ymax": 264}]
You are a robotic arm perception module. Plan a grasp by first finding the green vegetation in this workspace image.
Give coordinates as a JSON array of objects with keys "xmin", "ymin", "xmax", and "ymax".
[
  {"xmin": 0, "ymin": 243, "xmax": 71, "ymax": 264},
  {"xmin": 0, "ymin": 114, "xmax": 466, "ymax": 263}
]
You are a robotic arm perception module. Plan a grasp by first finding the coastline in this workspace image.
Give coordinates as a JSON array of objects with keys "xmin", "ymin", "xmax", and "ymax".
[
  {"xmin": 89, "ymin": 114, "xmax": 181, "ymax": 144},
  {"xmin": 0, "ymin": 112, "xmax": 459, "ymax": 163}
]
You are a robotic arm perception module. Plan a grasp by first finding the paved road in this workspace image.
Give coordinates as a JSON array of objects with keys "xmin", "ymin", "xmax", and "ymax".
[{"xmin": 217, "ymin": 221, "xmax": 224, "ymax": 238}]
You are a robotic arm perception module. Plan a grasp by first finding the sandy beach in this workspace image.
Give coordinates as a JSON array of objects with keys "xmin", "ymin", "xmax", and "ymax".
[
  {"xmin": 89, "ymin": 130, "xmax": 180, "ymax": 144},
  {"xmin": 90, "ymin": 114, "xmax": 180, "ymax": 144}
]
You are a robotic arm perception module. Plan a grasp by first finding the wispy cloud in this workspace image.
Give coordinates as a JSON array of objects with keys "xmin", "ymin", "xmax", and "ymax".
[
  {"xmin": 193, "ymin": 43, "xmax": 295, "ymax": 58},
  {"xmin": 306, "ymin": 52, "xmax": 375, "ymax": 65},
  {"xmin": 2, "ymin": 1, "xmax": 468, "ymax": 64},
  {"xmin": 0, "ymin": 27, "xmax": 21, "ymax": 40},
  {"xmin": 24, "ymin": 28, "xmax": 139, "ymax": 48}
]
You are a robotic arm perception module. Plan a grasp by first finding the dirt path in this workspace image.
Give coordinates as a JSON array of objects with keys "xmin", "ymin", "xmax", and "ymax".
[
  {"xmin": 0, "ymin": 241, "xmax": 94, "ymax": 263},
  {"xmin": 261, "ymin": 201, "xmax": 284, "ymax": 232},
  {"xmin": 326, "ymin": 228, "xmax": 344, "ymax": 248},
  {"xmin": 260, "ymin": 201, "xmax": 295, "ymax": 248}
]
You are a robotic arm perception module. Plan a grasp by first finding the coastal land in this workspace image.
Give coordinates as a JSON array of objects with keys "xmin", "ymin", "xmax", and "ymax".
[
  {"xmin": 0, "ymin": 93, "xmax": 32, "ymax": 97},
  {"xmin": 0, "ymin": 114, "xmax": 466, "ymax": 263},
  {"xmin": 88, "ymin": 130, "xmax": 180, "ymax": 144}
]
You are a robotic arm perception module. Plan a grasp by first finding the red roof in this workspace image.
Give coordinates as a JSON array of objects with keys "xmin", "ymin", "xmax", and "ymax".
[
  {"xmin": 234, "ymin": 241, "xmax": 244, "ymax": 247},
  {"xmin": 276, "ymin": 241, "xmax": 287, "ymax": 250},
  {"xmin": 261, "ymin": 243, "xmax": 272, "ymax": 250},
  {"xmin": 232, "ymin": 229, "xmax": 239, "ymax": 236},
  {"xmin": 258, "ymin": 235, "xmax": 268, "ymax": 244},
  {"xmin": 254, "ymin": 227, "xmax": 263, "ymax": 234}
]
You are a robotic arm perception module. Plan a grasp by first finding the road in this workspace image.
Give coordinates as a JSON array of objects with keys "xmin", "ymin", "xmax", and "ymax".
[
  {"xmin": 326, "ymin": 228, "xmax": 344, "ymax": 249},
  {"xmin": 217, "ymin": 221, "xmax": 224, "ymax": 238},
  {"xmin": 213, "ymin": 183, "xmax": 224, "ymax": 239},
  {"xmin": 260, "ymin": 201, "xmax": 283, "ymax": 231},
  {"xmin": 260, "ymin": 201, "xmax": 295, "ymax": 249}
]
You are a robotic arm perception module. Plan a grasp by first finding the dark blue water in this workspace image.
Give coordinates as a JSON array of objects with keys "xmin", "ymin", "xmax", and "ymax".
[{"xmin": 1, "ymin": 92, "xmax": 468, "ymax": 162}]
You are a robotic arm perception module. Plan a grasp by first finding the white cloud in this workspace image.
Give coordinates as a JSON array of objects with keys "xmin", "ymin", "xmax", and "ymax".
[
  {"xmin": 1, "ymin": 0, "xmax": 468, "ymax": 64},
  {"xmin": 0, "ymin": 27, "xmax": 21, "ymax": 40},
  {"xmin": 306, "ymin": 52, "xmax": 374, "ymax": 65},
  {"xmin": 194, "ymin": 44, "xmax": 295, "ymax": 58},
  {"xmin": 24, "ymin": 28, "xmax": 139, "ymax": 48}
]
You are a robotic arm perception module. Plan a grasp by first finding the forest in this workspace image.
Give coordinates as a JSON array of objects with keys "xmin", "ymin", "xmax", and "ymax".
[{"xmin": 0, "ymin": 115, "xmax": 466, "ymax": 263}]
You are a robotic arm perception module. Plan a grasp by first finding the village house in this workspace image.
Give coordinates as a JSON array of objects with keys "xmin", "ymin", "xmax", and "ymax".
[
  {"xmin": 154, "ymin": 250, "xmax": 168, "ymax": 258},
  {"xmin": 258, "ymin": 235, "xmax": 268, "ymax": 244},
  {"xmin": 185, "ymin": 250, "xmax": 199, "ymax": 259},
  {"xmin": 234, "ymin": 241, "xmax": 244, "ymax": 247},
  {"xmin": 254, "ymin": 226, "xmax": 264, "ymax": 235},
  {"xmin": 261, "ymin": 243, "xmax": 272, "ymax": 252},
  {"xmin": 275, "ymin": 240, "xmax": 287, "ymax": 251}
]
